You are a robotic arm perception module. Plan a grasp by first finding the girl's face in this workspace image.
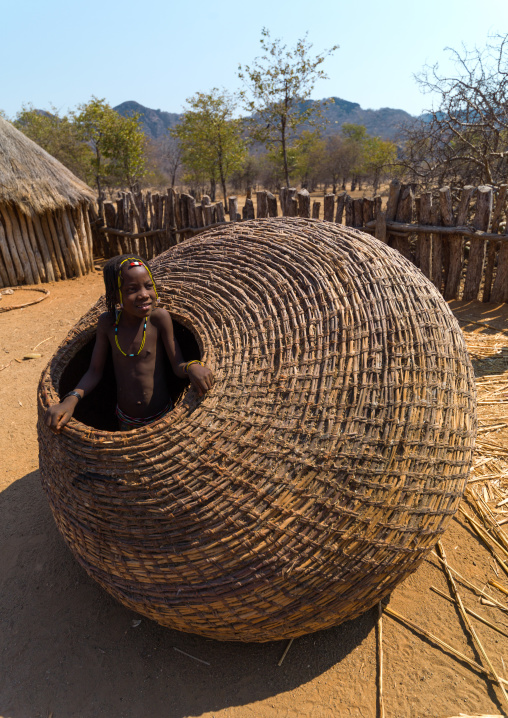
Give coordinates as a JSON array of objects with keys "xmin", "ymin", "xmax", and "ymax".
[{"xmin": 119, "ymin": 265, "xmax": 157, "ymax": 318}]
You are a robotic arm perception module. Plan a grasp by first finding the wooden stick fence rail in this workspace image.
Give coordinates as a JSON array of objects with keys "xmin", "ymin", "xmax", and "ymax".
[{"xmin": 93, "ymin": 181, "xmax": 508, "ymax": 304}]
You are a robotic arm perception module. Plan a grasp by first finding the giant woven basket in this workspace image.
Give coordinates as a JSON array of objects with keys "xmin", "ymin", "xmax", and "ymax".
[{"xmin": 38, "ymin": 218, "xmax": 477, "ymax": 642}]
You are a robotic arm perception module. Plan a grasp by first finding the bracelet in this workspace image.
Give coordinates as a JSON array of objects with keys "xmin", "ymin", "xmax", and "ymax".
[
  {"xmin": 62, "ymin": 390, "xmax": 82, "ymax": 402},
  {"xmin": 184, "ymin": 360, "xmax": 204, "ymax": 374}
]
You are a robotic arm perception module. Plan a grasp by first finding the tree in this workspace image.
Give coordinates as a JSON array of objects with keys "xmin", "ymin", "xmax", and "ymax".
[
  {"xmin": 362, "ymin": 136, "xmax": 397, "ymax": 193},
  {"xmin": 238, "ymin": 28, "xmax": 338, "ymax": 188},
  {"xmin": 73, "ymin": 97, "xmax": 146, "ymax": 211},
  {"xmin": 160, "ymin": 134, "xmax": 183, "ymax": 188},
  {"xmin": 14, "ymin": 104, "xmax": 92, "ymax": 181},
  {"xmin": 293, "ymin": 130, "xmax": 326, "ymax": 189},
  {"xmin": 173, "ymin": 89, "xmax": 246, "ymax": 204},
  {"xmin": 399, "ymin": 34, "xmax": 508, "ymax": 186},
  {"xmin": 322, "ymin": 134, "xmax": 358, "ymax": 193}
]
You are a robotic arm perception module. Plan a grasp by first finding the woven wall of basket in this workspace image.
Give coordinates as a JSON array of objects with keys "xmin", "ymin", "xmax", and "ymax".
[{"xmin": 37, "ymin": 218, "xmax": 477, "ymax": 642}]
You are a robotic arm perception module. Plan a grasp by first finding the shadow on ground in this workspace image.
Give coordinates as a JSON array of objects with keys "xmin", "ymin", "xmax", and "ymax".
[{"xmin": 0, "ymin": 471, "xmax": 373, "ymax": 718}]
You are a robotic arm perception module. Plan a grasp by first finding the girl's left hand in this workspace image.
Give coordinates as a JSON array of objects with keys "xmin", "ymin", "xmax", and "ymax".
[{"xmin": 188, "ymin": 363, "xmax": 214, "ymax": 396}]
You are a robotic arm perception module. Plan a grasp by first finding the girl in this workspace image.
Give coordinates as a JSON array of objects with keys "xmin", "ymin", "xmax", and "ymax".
[{"xmin": 45, "ymin": 254, "xmax": 213, "ymax": 432}]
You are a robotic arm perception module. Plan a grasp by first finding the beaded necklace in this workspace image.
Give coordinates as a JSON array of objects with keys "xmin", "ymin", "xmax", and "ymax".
[
  {"xmin": 114, "ymin": 258, "xmax": 157, "ymax": 358},
  {"xmin": 114, "ymin": 311, "xmax": 147, "ymax": 357}
]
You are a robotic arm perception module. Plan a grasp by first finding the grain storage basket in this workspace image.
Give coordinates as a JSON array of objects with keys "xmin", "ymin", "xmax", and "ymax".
[{"xmin": 38, "ymin": 218, "xmax": 477, "ymax": 642}]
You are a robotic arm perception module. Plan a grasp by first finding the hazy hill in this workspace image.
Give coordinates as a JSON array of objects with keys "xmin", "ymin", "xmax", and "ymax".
[
  {"xmin": 114, "ymin": 101, "xmax": 180, "ymax": 140},
  {"xmin": 114, "ymin": 98, "xmax": 415, "ymax": 143}
]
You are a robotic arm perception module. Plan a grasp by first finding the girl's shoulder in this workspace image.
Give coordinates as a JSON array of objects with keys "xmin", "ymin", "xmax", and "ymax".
[
  {"xmin": 149, "ymin": 307, "xmax": 172, "ymax": 327},
  {"xmin": 97, "ymin": 311, "xmax": 116, "ymax": 332}
]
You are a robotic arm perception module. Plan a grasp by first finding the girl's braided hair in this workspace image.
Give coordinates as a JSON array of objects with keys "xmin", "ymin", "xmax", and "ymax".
[{"xmin": 103, "ymin": 254, "xmax": 152, "ymax": 316}]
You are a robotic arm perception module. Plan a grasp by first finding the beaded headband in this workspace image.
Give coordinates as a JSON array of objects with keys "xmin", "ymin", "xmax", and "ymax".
[{"xmin": 117, "ymin": 257, "xmax": 159, "ymax": 306}]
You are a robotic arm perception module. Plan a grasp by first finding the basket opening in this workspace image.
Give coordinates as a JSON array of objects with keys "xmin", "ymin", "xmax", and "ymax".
[{"xmin": 58, "ymin": 319, "xmax": 201, "ymax": 432}]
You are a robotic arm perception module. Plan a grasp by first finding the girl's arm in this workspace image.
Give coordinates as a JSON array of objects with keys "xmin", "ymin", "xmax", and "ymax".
[
  {"xmin": 45, "ymin": 314, "xmax": 111, "ymax": 432},
  {"xmin": 155, "ymin": 308, "xmax": 214, "ymax": 396}
]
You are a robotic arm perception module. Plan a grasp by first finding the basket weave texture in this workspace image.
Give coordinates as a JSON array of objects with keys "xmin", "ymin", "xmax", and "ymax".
[{"xmin": 38, "ymin": 218, "xmax": 477, "ymax": 642}]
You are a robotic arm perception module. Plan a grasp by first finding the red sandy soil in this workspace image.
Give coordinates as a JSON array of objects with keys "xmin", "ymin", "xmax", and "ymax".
[{"xmin": 1, "ymin": 272, "xmax": 508, "ymax": 718}]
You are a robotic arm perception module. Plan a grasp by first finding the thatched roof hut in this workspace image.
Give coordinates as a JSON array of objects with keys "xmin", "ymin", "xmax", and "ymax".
[{"xmin": 0, "ymin": 115, "xmax": 95, "ymax": 287}]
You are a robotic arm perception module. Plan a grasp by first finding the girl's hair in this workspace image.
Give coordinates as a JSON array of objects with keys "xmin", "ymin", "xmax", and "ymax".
[{"xmin": 103, "ymin": 254, "xmax": 153, "ymax": 315}]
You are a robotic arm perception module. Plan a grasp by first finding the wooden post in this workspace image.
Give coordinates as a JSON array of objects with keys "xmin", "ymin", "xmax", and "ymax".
[
  {"xmin": 385, "ymin": 179, "xmax": 401, "ymax": 250},
  {"xmin": 297, "ymin": 189, "xmax": 311, "ymax": 218},
  {"xmin": 7, "ymin": 204, "xmax": 40, "ymax": 283},
  {"xmin": 104, "ymin": 202, "xmax": 121, "ymax": 256},
  {"xmin": 51, "ymin": 210, "xmax": 76, "ymax": 276},
  {"xmin": 444, "ymin": 185, "xmax": 475, "ymax": 300},
  {"xmin": 362, "ymin": 198, "xmax": 374, "ymax": 228},
  {"xmin": 287, "ymin": 189, "xmax": 297, "ymax": 216},
  {"xmin": 486, "ymin": 184, "xmax": 508, "ymax": 303},
  {"xmin": 312, "ymin": 201, "xmax": 321, "ymax": 219},
  {"xmin": 179, "ymin": 194, "xmax": 188, "ymax": 229},
  {"xmin": 0, "ymin": 250, "xmax": 8, "ymax": 287},
  {"xmin": 345, "ymin": 195, "xmax": 354, "ymax": 226},
  {"xmin": 202, "ymin": 195, "xmax": 213, "ymax": 226},
  {"xmin": 31, "ymin": 212, "xmax": 57, "ymax": 281},
  {"xmin": 287, "ymin": 196, "xmax": 298, "ymax": 217},
  {"xmin": 165, "ymin": 188, "xmax": 176, "ymax": 243},
  {"xmin": 195, "ymin": 204, "xmax": 204, "ymax": 228},
  {"xmin": 430, "ymin": 197, "xmax": 443, "ymax": 291},
  {"xmin": 60, "ymin": 209, "xmax": 85, "ymax": 277},
  {"xmin": 151, "ymin": 194, "xmax": 159, "ymax": 229},
  {"xmin": 187, "ymin": 195, "xmax": 197, "ymax": 227},
  {"xmin": 392, "ymin": 184, "xmax": 414, "ymax": 260},
  {"xmin": 353, "ymin": 198, "xmax": 364, "ymax": 228},
  {"xmin": 279, "ymin": 187, "xmax": 287, "ymax": 216},
  {"xmin": 463, "ymin": 185, "xmax": 493, "ymax": 301},
  {"xmin": 27, "ymin": 211, "xmax": 53, "ymax": 282},
  {"xmin": 416, "ymin": 193, "xmax": 432, "ymax": 279},
  {"xmin": 0, "ymin": 219, "xmax": 17, "ymax": 286},
  {"xmin": 490, "ymin": 184, "xmax": 508, "ymax": 304},
  {"xmin": 16, "ymin": 208, "xmax": 44, "ymax": 283},
  {"xmin": 267, "ymin": 192, "xmax": 278, "ymax": 217},
  {"xmin": 335, "ymin": 192, "xmax": 346, "ymax": 224},
  {"xmin": 0, "ymin": 205, "xmax": 29, "ymax": 284},
  {"xmin": 228, "ymin": 196, "xmax": 238, "ymax": 222},
  {"xmin": 42, "ymin": 211, "xmax": 67, "ymax": 277},
  {"xmin": 70, "ymin": 206, "xmax": 91, "ymax": 273},
  {"xmin": 134, "ymin": 192, "xmax": 147, "ymax": 232},
  {"xmin": 323, "ymin": 194, "xmax": 335, "ymax": 222},
  {"xmin": 439, "ymin": 187, "xmax": 454, "ymax": 297},
  {"xmin": 243, "ymin": 198, "xmax": 255, "ymax": 220},
  {"xmin": 215, "ymin": 202, "xmax": 225, "ymax": 223},
  {"xmin": 81, "ymin": 206, "xmax": 95, "ymax": 267},
  {"xmin": 256, "ymin": 191, "xmax": 268, "ymax": 218}
]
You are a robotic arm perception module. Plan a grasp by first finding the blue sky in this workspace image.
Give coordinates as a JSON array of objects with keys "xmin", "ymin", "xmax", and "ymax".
[{"xmin": 2, "ymin": 0, "xmax": 507, "ymax": 119}]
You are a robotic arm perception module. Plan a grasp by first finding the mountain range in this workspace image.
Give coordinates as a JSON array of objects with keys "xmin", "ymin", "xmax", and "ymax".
[{"xmin": 114, "ymin": 98, "xmax": 415, "ymax": 143}]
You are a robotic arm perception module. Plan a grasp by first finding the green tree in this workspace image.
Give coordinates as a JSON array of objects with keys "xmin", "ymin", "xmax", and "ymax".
[
  {"xmin": 363, "ymin": 136, "xmax": 397, "ymax": 193},
  {"xmin": 322, "ymin": 134, "xmax": 358, "ymax": 193},
  {"xmin": 73, "ymin": 97, "xmax": 146, "ymax": 210},
  {"xmin": 293, "ymin": 130, "xmax": 326, "ymax": 189},
  {"xmin": 238, "ymin": 28, "xmax": 338, "ymax": 188},
  {"xmin": 173, "ymin": 89, "xmax": 246, "ymax": 204},
  {"xmin": 341, "ymin": 124, "xmax": 369, "ymax": 190},
  {"xmin": 14, "ymin": 104, "xmax": 92, "ymax": 181}
]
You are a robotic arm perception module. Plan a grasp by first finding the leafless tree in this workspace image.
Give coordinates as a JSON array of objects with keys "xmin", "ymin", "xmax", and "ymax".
[
  {"xmin": 398, "ymin": 34, "xmax": 508, "ymax": 187},
  {"xmin": 159, "ymin": 133, "xmax": 183, "ymax": 187}
]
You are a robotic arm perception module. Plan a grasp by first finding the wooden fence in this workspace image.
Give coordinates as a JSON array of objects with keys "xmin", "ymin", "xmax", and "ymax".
[{"xmin": 93, "ymin": 181, "xmax": 508, "ymax": 304}]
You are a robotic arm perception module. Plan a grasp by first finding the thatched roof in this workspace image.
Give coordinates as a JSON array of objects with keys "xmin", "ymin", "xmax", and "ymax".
[{"xmin": 0, "ymin": 115, "xmax": 94, "ymax": 215}]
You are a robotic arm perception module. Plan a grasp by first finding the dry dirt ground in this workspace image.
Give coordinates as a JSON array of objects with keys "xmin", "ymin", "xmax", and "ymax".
[{"xmin": 1, "ymin": 273, "xmax": 508, "ymax": 718}]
